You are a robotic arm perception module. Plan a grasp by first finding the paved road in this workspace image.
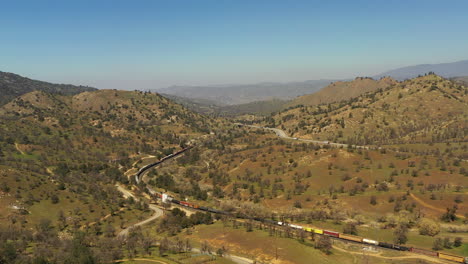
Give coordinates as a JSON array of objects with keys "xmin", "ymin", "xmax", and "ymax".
[{"xmin": 237, "ymin": 123, "xmax": 375, "ymax": 150}]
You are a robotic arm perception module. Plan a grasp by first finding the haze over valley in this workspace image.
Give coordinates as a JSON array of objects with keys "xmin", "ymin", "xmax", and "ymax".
[{"xmin": 0, "ymin": 1, "xmax": 467, "ymax": 264}]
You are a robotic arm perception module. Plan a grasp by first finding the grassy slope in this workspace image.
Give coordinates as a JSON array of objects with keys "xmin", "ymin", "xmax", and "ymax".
[
  {"xmin": 287, "ymin": 77, "xmax": 397, "ymax": 108},
  {"xmin": 272, "ymin": 75, "xmax": 467, "ymax": 145},
  {"xmin": 0, "ymin": 89, "xmax": 215, "ymax": 229},
  {"xmin": 153, "ymin": 128, "xmax": 467, "ymax": 256}
]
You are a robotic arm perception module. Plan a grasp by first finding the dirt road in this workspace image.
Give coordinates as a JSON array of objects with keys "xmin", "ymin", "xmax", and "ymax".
[
  {"xmin": 237, "ymin": 123, "xmax": 373, "ymax": 150},
  {"xmin": 410, "ymin": 192, "xmax": 466, "ymax": 219},
  {"xmin": 116, "ymin": 184, "xmax": 164, "ymax": 237}
]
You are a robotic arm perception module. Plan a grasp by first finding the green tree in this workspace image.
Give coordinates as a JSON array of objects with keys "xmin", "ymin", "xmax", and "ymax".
[
  {"xmin": 433, "ymin": 238, "xmax": 443, "ymax": 250},
  {"xmin": 454, "ymin": 237, "xmax": 462, "ymax": 247},
  {"xmin": 418, "ymin": 218, "xmax": 440, "ymax": 236},
  {"xmin": 393, "ymin": 224, "xmax": 408, "ymax": 245}
]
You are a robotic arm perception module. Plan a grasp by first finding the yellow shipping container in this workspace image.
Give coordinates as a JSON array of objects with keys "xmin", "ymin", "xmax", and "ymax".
[
  {"xmin": 304, "ymin": 228, "xmax": 313, "ymax": 232},
  {"xmin": 313, "ymin": 229, "xmax": 323, "ymax": 234},
  {"xmin": 438, "ymin": 253, "xmax": 464, "ymax": 263}
]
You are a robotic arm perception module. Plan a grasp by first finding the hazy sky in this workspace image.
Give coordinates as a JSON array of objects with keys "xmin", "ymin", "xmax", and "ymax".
[{"xmin": 2, "ymin": 0, "xmax": 468, "ymax": 90}]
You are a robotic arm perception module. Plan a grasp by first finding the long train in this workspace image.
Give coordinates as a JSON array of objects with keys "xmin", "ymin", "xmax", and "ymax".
[
  {"xmin": 134, "ymin": 146, "xmax": 193, "ymax": 183},
  {"xmin": 153, "ymin": 192, "xmax": 467, "ymax": 263},
  {"xmin": 136, "ymin": 149, "xmax": 467, "ymax": 264}
]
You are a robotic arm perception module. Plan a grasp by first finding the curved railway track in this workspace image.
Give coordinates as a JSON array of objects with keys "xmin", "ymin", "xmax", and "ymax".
[{"xmin": 129, "ymin": 141, "xmax": 466, "ymax": 264}]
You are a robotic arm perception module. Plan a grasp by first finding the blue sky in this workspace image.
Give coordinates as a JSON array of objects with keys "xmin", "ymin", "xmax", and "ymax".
[{"xmin": 1, "ymin": 0, "xmax": 468, "ymax": 89}]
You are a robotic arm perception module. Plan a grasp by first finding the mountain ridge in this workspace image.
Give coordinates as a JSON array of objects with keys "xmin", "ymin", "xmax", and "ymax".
[
  {"xmin": 287, "ymin": 76, "xmax": 397, "ymax": 107},
  {"xmin": 268, "ymin": 74, "xmax": 467, "ymax": 145},
  {"xmin": 374, "ymin": 60, "xmax": 468, "ymax": 80},
  {"xmin": 156, "ymin": 79, "xmax": 338, "ymax": 105},
  {"xmin": 0, "ymin": 71, "xmax": 97, "ymax": 106}
]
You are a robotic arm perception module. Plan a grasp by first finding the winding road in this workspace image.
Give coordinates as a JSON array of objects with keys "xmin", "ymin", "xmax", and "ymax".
[
  {"xmin": 237, "ymin": 123, "xmax": 375, "ymax": 150},
  {"xmin": 116, "ymin": 184, "xmax": 164, "ymax": 237},
  {"xmin": 116, "ymin": 154, "xmax": 256, "ymax": 264}
]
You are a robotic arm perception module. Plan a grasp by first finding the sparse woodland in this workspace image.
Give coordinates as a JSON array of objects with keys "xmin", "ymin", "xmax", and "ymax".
[{"xmin": 0, "ymin": 74, "xmax": 467, "ymax": 263}]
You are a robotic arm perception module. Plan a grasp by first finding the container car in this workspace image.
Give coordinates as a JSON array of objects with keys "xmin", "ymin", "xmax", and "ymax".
[
  {"xmin": 438, "ymin": 253, "xmax": 465, "ymax": 263},
  {"xmin": 339, "ymin": 234, "xmax": 363, "ymax": 243},
  {"xmin": 313, "ymin": 229, "xmax": 323, "ymax": 234},
  {"xmin": 323, "ymin": 230, "xmax": 339, "ymax": 237},
  {"xmin": 179, "ymin": 201, "xmax": 190, "ymax": 207}
]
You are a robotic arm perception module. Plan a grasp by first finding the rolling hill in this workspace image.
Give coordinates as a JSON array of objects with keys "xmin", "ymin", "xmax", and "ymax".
[
  {"xmin": 268, "ymin": 74, "xmax": 467, "ymax": 145},
  {"xmin": 162, "ymin": 93, "xmax": 288, "ymax": 116},
  {"xmin": 156, "ymin": 79, "xmax": 337, "ymax": 105},
  {"xmin": 0, "ymin": 71, "xmax": 97, "ymax": 106},
  {"xmin": 287, "ymin": 76, "xmax": 397, "ymax": 107},
  {"xmin": 0, "ymin": 86, "xmax": 216, "ymax": 231}
]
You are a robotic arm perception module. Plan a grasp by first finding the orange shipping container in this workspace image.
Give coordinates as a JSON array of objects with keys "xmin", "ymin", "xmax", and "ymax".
[{"xmin": 339, "ymin": 234, "xmax": 363, "ymax": 243}]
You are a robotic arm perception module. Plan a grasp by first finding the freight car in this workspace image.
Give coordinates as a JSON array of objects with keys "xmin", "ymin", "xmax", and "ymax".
[
  {"xmin": 155, "ymin": 191, "xmax": 468, "ymax": 264},
  {"xmin": 362, "ymin": 238, "xmax": 378, "ymax": 245},
  {"xmin": 289, "ymin": 224, "xmax": 303, "ymax": 229},
  {"xmin": 323, "ymin": 230, "xmax": 339, "ymax": 237},
  {"xmin": 313, "ymin": 228, "xmax": 323, "ymax": 234},
  {"xmin": 198, "ymin": 206, "xmax": 210, "ymax": 211},
  {"xmin": 378, "ymin": 242, "xmax": 394, "ymax": 249},
  {"xmin": 339, "ymin": 233, "xmax": 363, "ymax": 243},
  {"xmin": 181, "ymin": 201, "xmax": 198, "ymax": 209},
  {"xmin": 438, "ymin": 253, "xmax": 466, "ymax": 263},
  {"xmin": 137, "ymin": 146, "xmax": 468, "ymax": 264}
]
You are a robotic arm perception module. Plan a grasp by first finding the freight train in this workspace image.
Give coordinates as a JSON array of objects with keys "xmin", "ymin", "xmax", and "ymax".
[
  {"xmin": 138, "ymin": 149, "xmax": 467, "ymax": 264},
  {"xmin": 153, "ymin": 192, "xmax": 467, "ymax": 263},
  {"xmin": 134, "ymin": 146, "xmax": 193, "ymax": 183}
]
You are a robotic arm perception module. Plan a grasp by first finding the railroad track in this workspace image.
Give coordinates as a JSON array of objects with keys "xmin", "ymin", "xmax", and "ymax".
[{"xmin": 130, "ymin": 141, "xmax": 466, "ymax": 264}]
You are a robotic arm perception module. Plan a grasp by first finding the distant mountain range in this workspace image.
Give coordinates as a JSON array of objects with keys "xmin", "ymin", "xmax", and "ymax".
[
  {"xmin": 157, "ymin": 60, "xmax": 468, "ymax": 106},
  {"xmin": 374, "ymin": 60, "xmax": 468, "ymax": 80},
  {"xmin": 155, "ymin": 79, "xmax": 337, "ymax": 105},
  {"xmin": 0, "ymin": 71, "xmax": 97, "ymax": 106}
]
